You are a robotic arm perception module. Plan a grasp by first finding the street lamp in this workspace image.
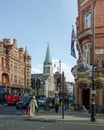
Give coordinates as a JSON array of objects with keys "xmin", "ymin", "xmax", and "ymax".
[
  {"xmin": 58, "ymin": 60, "xmax": 65, "ymax": 119},
  {"xmin": 91, "ymin": 0, "xmax": 97, "ymax": 122},
  {"xmin": 62, "ymin": 71, "xmax": 65, "ymax": 119}
]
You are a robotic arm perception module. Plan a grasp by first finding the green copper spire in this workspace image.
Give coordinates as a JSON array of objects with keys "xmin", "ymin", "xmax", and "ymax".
[{"xmin": 44, "ymin": 43, "xmax": 52, "ymax": 64}]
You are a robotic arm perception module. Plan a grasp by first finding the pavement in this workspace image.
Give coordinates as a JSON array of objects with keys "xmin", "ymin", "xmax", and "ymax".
[
  {"xmin": 21, "ymin": 107, "xmax": 104, "ymax": 124},
  {"xmin": 0, "ymin": 104, "xmax": 104, "ymax": 124}
]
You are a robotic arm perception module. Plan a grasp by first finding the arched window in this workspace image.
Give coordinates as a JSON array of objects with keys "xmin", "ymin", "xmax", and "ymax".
[{"xmin": 84, "ymin": 12, "xmax": 91, "ymax": 29}]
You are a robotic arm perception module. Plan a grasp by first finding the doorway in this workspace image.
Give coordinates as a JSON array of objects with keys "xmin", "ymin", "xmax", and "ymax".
[{"xmin": 82, "ymin": 89, "xmax": 90, "ymax": 109}]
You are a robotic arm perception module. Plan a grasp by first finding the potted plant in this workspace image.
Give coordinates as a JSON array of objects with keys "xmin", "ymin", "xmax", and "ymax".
[
  {"xmin": 76, "ymin": 78, "xmax": 91, "ymax": 90},
  {"xmin": 94, "ymin": 77, "xmax": 104, "ymax": 89}
]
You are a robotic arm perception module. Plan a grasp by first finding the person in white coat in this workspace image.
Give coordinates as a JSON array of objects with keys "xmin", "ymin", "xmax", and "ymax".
[{"xmin": 29, "ymin": 96, "xmax": 38, "ymax": 118}]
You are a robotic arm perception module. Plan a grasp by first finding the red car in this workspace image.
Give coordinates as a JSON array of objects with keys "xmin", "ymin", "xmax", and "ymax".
[{"xmin": 6, "ymin": 95, "xmax": 22, "ymax": 105}]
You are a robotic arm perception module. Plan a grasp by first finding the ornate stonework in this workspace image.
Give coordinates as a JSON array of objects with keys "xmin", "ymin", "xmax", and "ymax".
[{"xmin": 0, "ymin": 38, "xmax": 31, "ymax": 96}]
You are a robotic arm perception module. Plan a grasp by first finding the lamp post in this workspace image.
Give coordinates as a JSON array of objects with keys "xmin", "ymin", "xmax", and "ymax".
[
  {"xmin": 58, "ymin": 60, "xmax": 64, "ymax": 119},
  {"xmin": 59, "ymin": 60, "xmax": 61, "ymax": 92},
  {"xmin": 91, "ymin": 0, "xmax": 97, "ymax": 122},
  {"xmin": 62, "ymin": 71, "xmax": 65, "ymax": 119}
]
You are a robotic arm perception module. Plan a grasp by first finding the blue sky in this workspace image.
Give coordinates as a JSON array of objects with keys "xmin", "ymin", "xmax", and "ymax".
[{"xmin": 0, "ymin": 0, "xmax": 78, "ymax": 82}]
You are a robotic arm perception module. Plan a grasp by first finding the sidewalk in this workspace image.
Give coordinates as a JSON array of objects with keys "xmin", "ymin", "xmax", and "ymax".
[
  {"xmin": 25, "ymin": 107, "xmax": 104, "ymax": 124},
  {"xmin": 0, "ymin": 104, "xmax": 104, "ymax": 124}
]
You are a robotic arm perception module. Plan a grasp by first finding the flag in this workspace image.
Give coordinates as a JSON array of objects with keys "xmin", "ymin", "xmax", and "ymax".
[{"xmin": 71, "ymin": 26, "xmax": 76, "ymax": 58}]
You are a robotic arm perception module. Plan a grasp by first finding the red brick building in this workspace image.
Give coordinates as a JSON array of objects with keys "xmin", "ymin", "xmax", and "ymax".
[
  {"xmin": 0, "ymin": 38, "xmax": 32, "ymax": 97},
  {"xmin": 72, "ymin": 0, "xmax": 104, "ymax": 112}
]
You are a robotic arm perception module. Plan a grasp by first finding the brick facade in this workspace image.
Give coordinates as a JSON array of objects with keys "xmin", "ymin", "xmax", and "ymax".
[
  {"xmin": 73, "ymin": 0, "xmax": 104, "ymax": 112},
  {"xmin": 0, "ymin": 38, "xmax": 32, "ymax": 96}
]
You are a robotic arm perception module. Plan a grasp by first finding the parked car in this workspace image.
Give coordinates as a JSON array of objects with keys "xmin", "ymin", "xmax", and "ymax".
[
  {"xmin": 16, "ymin": 96, "xmax": 32, "ymax": 109},
  {"xmin": 38, "ymin": 97, "xmax": 46, "ymax": 106},
  {"xmin": 6, "ymin": 95, "xmax": 22, "ymax": 105}
]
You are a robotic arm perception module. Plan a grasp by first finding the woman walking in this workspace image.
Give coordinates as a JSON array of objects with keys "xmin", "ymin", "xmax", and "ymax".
[{"xmin": 29, "ymin": 96, "xmax": 38, "ymax": 118}]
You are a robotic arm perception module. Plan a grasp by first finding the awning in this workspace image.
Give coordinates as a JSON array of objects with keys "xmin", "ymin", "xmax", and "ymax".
[{"xmin": 0, "ymin": 87, "xmax": 9, "ymax": 95}]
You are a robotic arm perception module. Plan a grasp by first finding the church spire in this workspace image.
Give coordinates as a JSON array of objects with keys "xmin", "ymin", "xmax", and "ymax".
[{"xmin": 44, "ymin": 43, "xmax": 52, "ymax": 64}]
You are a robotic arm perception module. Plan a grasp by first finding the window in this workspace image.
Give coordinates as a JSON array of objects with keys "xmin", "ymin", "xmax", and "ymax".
[
  {"xmin": 14, "ymin": 62, "xmax": 17, "ymax": 70},
  {"xmin": 27, "ymin": 68, "xmax": 30, "ymax": 76},
  {"xmin": 84, "ymin": 12, "xmax": 91, "ymax": 29},
  {"xmin": 27, "ymin": 79, "xmax": 29, "ymax": 86},
  {"xmin": 14, "ymin": 51, "xmax": 17, "ymax": 57},
  {"xmin": 14, "ymin": 76, "xmax": 17, "ymax": 84},
  {"xmin": 83, "ymin": 43, "xmax": 90, "ymax": 64},
  {"xmin": 102, "ymin": 60, "xmax": 104, "ymax": 68},
  {"xmin": 44, "ymin": 67, "xmax": 50, "ymax": 73}
]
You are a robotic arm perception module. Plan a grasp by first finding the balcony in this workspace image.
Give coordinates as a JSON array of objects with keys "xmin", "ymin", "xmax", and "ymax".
[{"xmin": 78, "ymin": 28, "xmax": 92, "ymax": 41}]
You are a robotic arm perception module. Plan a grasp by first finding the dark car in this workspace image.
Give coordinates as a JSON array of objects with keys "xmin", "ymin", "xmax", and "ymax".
[
  {"xmin": 38, "ymin": 97, "xmax": 46, "ymax": 106},
  {"xmin": 16, "ymin": 96, "xmax": 32, "ymax": 109}
]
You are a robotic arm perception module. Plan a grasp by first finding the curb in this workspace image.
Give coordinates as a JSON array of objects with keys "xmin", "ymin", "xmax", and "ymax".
[
  {"xmin": 21, "ymin": 114, "xmax": 104, "ymax": 124},
  {"xmin": 0, "ymin": 114, "xmax": 104, "ymax": 125}
]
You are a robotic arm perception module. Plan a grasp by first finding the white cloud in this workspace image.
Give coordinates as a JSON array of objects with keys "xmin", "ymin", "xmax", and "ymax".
[
  {"xmin": 31, "ymin": 65, "xmax": 42, "ymax": 74},
  {"xmin": 31, "ymin": 59, "xmax": 74, "ymax": 82}
]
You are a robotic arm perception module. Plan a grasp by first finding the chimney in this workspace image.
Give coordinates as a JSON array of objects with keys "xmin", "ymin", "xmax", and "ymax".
[{"xmin": 3, "ymin": 38, "xmax": 11, "ymax": 45}]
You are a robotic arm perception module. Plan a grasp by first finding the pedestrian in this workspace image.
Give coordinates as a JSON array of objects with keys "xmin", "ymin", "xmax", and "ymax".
[
  {"xmin": 54, "ymin": 95, "xmax": 59, "ymax": 113},
  {"xmin": 46, "ymin": 97, "xmax": 50, "ymax": 112},
  {"xmin": 29, "ymin": 96, "xmax": 38, "ymax": 118},
  {"xmin": 65, "ymin": 95, "xmax": 69, "ymax": 110}
]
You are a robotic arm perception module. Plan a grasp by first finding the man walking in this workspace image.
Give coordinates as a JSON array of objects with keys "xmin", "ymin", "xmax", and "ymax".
[{"xmin": 54, "ymin": 95, "xmax": 59, "ymax": 113}]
